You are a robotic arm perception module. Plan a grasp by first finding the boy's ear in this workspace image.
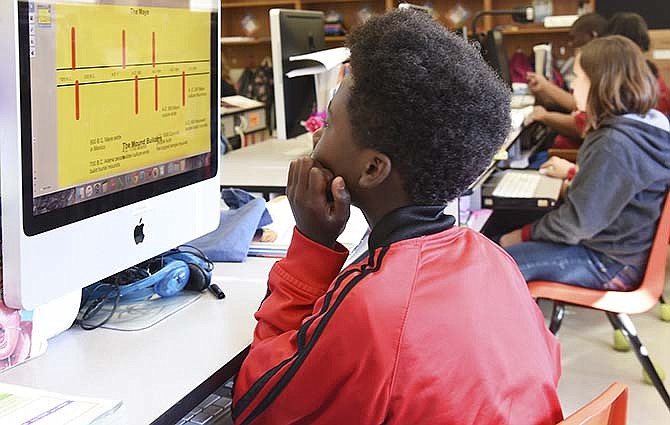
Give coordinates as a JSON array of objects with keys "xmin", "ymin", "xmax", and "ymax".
[{"xmin": 358, "ymin": 151, "xmax": 392, "ymax": 189}]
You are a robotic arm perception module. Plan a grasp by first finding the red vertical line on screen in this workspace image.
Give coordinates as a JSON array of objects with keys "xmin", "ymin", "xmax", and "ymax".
[
  {"xmin": 122, "ymin": 30, "xmax": 126, "ymax": 69},
  {"xmin": 135, "ymin": 75, "xmax": 139, "ymax": 114},
  {"xmin": 71, "ymin": 27, "xmax": 76, "ymax": 70},
  {"xmin": 182, "ymin": 71, "xmax": 186, "ymax": 106},
  {"xmin": 154, "ymin": 75, "xmax": 158, "ymax": 111},
  {"xmin": 152, "ymin": 31, "xmax": 156, "ymax": 67},
  {"xmin": 75, "ymin": 80, "xmax": 80, "ymax": 120}
]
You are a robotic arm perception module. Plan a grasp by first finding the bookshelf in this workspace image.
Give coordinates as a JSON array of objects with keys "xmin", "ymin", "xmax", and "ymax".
[{"xmin": 221, "ymin": 0, "xmax": 596, "ymax": 68}]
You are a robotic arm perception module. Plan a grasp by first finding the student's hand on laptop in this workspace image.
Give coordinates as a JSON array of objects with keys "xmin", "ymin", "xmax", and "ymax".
[
  {"xmin": 499, "ymin": 229, "xmax": 523, "ymax": 248},
  {"xmin": 539, "ymin": 156, "xmax": 575, "ymax": 179},
  {"xmin": 287, "ymin": 157, "xmax": 351, "ymax": 249},
  {"xmin": 524, "ymin": 105, "xmax": 547, "ymax": 126}
]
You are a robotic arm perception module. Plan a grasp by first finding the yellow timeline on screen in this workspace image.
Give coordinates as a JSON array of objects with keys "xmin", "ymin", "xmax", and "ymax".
[{"xmin": 55, "ymin": 4, "xmax": 211, "ymax": 188}]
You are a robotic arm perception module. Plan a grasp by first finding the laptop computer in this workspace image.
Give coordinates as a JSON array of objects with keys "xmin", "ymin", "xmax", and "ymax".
[
  {"xmin": 482, "ymin": 170, "xmax": 563, "ymax": 210},
  {"xmin": 503, "ymin": 122, "xmax": 556, "ymax": 169}
]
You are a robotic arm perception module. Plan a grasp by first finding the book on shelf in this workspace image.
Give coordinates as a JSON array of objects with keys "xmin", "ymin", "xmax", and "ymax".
[{"xmin": 220, "ymin": 36, "xmax": 257, "ymax": 44}]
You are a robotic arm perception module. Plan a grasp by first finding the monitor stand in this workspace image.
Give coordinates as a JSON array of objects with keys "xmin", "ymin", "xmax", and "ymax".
[
  {"xmin": 32, "ymin": 290, "xmax": 81, "ymax": 341},
  {"xmin": 85, "ymin": 291, "xmax": 202, "ymax": 332}
]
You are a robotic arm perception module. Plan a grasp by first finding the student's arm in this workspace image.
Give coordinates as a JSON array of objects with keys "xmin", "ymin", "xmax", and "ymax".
[
  {"xmin": 528, "ymin": 107, "xmax": 582, "ymax": 140},
  {"xmin": 252, "ymin": 229, "xmax": 348, "ymax": 342},
  {"xmin": 249, "ymin": 156, "xmax": 352, "ymax": 342},
  {"xmin": 538, "ymin": 156, "xmax": 579, "ymax": 180},
  {"xmin": 232, "ymin": 228, "xmax": 394, "ymax": 424},
  {"xmin": 530, "ymin": 138, "xmax": 638, "ymax": 244},
  {"xmin": 233, "ymin": 158, "xmax": 392, "ymax": 424},
  {"xmin": 527, "ymin": 72, "xmax": 577, "ymax": 112}
]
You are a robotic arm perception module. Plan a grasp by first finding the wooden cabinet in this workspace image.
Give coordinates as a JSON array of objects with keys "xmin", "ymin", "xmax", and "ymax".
[{"xmin": 221, "ymin": 0, "xmax": 596, "ymax": 68}]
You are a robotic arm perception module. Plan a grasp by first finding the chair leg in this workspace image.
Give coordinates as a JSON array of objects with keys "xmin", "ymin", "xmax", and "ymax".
[
  {"xmin": 606, "ymin": 312, "xmax": 631, "ymax": 351},
  {"xmin": 606, "ymin": 312, "xmax": 670, "ymax": 411},
  {"xmin": 606, "ymin": 312, "xmax": 621, "ymax": 329},
  {"xmin": 548, "ymin": 302, "xmax": 564, "ymax": 335},
  {"xmin": 660, "ymin": 296, "xmax": 670, "ymax": 322}
]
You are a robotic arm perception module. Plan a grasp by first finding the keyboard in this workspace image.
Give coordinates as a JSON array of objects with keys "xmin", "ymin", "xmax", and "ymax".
[
  {"xmin": 175, "ymin": 380, "xmax": 234, "ymax": 425},
  {"xmin": 492, "ymin": 172, "xmax": 541, "ymax": 199}
]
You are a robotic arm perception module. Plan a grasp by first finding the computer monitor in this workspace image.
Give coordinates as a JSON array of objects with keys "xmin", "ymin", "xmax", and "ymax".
[
  {"xmin": 0, "ymin": 0, "xmax": 220, "ymax": 310},
  {"xmin": 479, "ymin": 30, "xmax": 511, "ymax": 87},
  {"xmin": 270, "ymin": 9, "xmax": 325, "ymax": 140}
]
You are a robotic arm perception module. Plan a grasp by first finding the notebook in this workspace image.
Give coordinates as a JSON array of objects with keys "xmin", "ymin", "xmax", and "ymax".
[
  {"xmin": 0, "ymin": 383, "xmax": 122, "ymax": 425},
  {"xmin": 482, "ymin": 170, "xmax": 562, "ymax": 210},
  {"xmin": 248, "ymin": 196, "xmax": 370, "ymax": 258}
]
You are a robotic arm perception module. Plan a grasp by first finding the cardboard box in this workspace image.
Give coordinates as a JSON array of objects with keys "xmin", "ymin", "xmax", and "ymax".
[{"xmin": 220, "ymin": 95, "xmax": 266, "ymax": 141}]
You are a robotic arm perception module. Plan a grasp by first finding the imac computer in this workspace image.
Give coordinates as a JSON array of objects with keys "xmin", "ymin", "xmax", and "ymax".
[
  {"xmin": 0, "ymin": 0, "xmax": 220, "ymax": 311},
  {"xmin": 270, "ymin": 9, "xmax": 325, "ymax": 140}
]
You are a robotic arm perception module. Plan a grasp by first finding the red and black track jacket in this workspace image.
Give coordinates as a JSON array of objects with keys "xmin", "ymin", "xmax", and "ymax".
[{"xmin": 233, "ymin": 206, "xmax": 562, "ymax": 424}]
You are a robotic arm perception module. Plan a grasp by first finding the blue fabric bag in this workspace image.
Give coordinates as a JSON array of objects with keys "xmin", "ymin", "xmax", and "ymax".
[{"xmin": 188, "ymin": 189, "xmax": 272, "ymax": 262}]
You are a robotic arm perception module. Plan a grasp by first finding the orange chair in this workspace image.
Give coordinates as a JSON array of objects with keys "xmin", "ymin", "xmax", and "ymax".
[
  {"xmin": 548, "ymin": 148, "xmax": 579, "ymax": 163},
  {"xmin": 559, "ymin": 382, "xmax": 629, "ymax": 425},
  {"xmin": 528, "ymin": 192, "xmax": 670, "ymax": 411}
]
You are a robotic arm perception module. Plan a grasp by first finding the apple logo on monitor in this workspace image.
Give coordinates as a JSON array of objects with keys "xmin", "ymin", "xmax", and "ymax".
[{"xmin": 134, "ymin": 219, "xmax": 145, "ymax": 244}]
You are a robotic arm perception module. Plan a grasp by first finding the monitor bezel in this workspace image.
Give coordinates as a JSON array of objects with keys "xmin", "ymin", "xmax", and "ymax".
[
  {"xmin": 270, "ymin": 9, "xmax": 325, "ymax": 140},
  {"xmin": 17, "ymin": 2, "xmax": 219, "ymax": 236}
]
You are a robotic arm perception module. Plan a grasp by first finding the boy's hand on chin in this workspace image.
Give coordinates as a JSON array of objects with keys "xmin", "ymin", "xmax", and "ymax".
[{"xmin": 287, "ymin": 158, "xmax": 351, "ymax": 249}]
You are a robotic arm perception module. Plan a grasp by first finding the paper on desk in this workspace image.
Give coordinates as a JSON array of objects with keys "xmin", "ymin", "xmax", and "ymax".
[
  {"xmin": 286, "ymin": 47, "xmax": 349, "ymax": 78},
  {"xmin": 510, "ymin": 105, "xmax": 534, "ymax": 129},
  {"xmin": 249, "ymin": 196, "xmax": 369, "ymax": 257},
  {"xmin": 0, "ymin": 383, "xmax": 121, "ymax": 425}
]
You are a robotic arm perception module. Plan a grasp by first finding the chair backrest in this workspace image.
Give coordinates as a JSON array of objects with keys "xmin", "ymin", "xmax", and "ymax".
[
  {"xmin": 528, "ymin": 190, "xmax": 670, "ymax": 314},
  {"xmin": 638, "ymin": 190, "xmax": 670, "ymax": 299},
  {"xmin": 559, "ymin": 383, "xmax": 629, "ymax": 425}
]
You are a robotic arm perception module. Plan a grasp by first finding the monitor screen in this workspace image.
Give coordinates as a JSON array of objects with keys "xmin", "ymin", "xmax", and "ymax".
[
  {"xmin": 19, "ymin": 0, "xmax": 218, "ymax": 235},
  {"xmin": 270, "ymin": 9, "xmax": 325, "ymax": 140}
]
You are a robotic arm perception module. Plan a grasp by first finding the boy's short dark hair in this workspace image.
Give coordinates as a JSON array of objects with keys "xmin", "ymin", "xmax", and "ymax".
[
  {"xmin": 571, "ymin": 13, "xmax": 608, "ymax": 37},
  {"xmin": 346, "ymin": 10, "xmax": 510, "ymax": 205},
  {"xmin": 607, "ymin": 12, "xmax": 650, "ymax": 52}
]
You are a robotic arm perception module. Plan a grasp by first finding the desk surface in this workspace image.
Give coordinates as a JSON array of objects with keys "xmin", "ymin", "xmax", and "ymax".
[
  {"xmin": 0, "ymin": 257, "xmax": 275, "ymax": 424},
  {"xmin": 220, "ymin": 133, "xmax": 313, "ymax": 190}
]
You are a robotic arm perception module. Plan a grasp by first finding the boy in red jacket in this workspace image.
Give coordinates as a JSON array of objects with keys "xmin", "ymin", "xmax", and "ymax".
[{"xmin": 233, "ymin": 10, "xmax": 562, "ymax": 425}]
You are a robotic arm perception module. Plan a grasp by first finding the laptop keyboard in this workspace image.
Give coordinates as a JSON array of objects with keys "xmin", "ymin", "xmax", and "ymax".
[
  {"xmin": 493, "ymin": 172, "xmax": 541, "ymax": 198},
  {"xmin": 174, "ymin": 380, "xmax": 234, "ymax": 425}
]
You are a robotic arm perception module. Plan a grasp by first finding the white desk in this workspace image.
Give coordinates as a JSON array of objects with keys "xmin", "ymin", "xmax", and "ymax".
[
  {"xmin": 0, "ymin": 257, "xmax": 275, "ymax": 424},
  {"xmin": 220, "ymin": 133, "xmax": 313, "ymax": 196}
]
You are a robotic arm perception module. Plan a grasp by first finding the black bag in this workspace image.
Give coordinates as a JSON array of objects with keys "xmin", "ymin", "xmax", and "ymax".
[{"xmin": 238, "ymin": 60, "xmax": 274, "ymax": 132}]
